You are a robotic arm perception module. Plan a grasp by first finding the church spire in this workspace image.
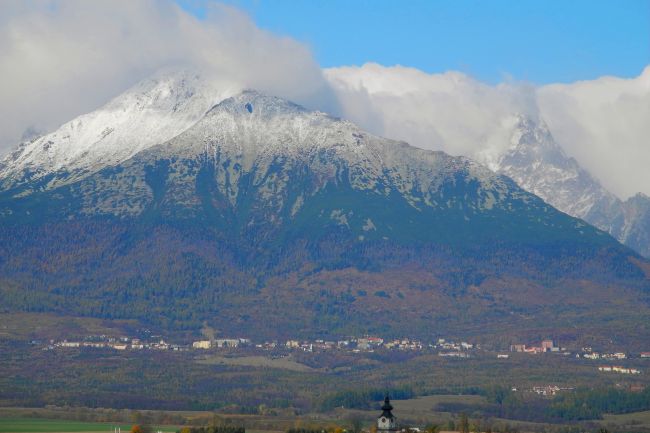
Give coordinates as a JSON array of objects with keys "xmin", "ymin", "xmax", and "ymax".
[
  {"xmin": 381, "ymin": 395, "xmax": 393, "ymax": 414},
  {"xmin": 377, "ymin": 395, "xmax": 397, "ymax": 432}
]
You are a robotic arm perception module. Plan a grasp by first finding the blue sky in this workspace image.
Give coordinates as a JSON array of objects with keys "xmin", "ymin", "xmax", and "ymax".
[{"xmin": 177, "ymin": 0, "xmax": 649, "ymax": 84}]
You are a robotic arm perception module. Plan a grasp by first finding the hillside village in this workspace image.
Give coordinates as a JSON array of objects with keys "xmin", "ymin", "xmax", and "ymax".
[
  {"xmin": 44, "ymin": 334, "xmax": 463, "ymax": 354},
  {"xmin": 31, "ymin": 333, "xmax": 647, "ymax": 377}
]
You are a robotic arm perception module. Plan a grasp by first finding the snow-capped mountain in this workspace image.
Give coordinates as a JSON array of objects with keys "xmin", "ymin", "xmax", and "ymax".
[
  {"xmin": 0, "ymin": 83, "xmax": 555, "ymax": 226},
  {"xmin": 480, "ymin": 115, "xmax": 650, "ymax": 258},
  {"xmin": 1, "ymin": 68, "xmax": 646, "ymax": 257},
  {"xmin": 618, "ymin": 193, "xmax": 650, "ymax": 257},
  {"xmin": 487, "ymin": 116, "xmax": 618, "ymax": 221},
  {"xmin": 68, "ymin": 90, "xmax": 536, "ymax": 223},
  {"xmin": 0, "ymin": 71, "xmax": 647, "ymax": 337},
  {"xmin": 0, "ymin": 69, "xmax": 235, "ymax": 191}
]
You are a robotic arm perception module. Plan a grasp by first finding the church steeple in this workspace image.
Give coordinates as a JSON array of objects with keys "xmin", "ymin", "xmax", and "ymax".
[
  {"xmin": 377, "ymin": 395, "xmax": 397, "ymax": 432},
  {"xmin": 381, "ymin": 395, "xmax": 393, "ymax": 416}
]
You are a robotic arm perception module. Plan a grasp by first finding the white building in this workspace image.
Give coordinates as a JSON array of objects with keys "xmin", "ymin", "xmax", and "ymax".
[
  {"xmin": 192, "ymin": 340, "xmax": 211, "ymax": 349},
  {"xmin": 59, "ymin": 341, "xmax": 80, "ymax": 348},
  {"xmin": 215, "ymin": 338, "xmax": 239, "ymax": 348},
  {"xmin": 286, "ymin": 340, "xmax": 300, "ymax": 349}
]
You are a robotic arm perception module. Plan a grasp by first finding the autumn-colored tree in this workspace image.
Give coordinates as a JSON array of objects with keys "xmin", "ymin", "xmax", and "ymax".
[
  {"xmin": 131, "ymin": 425, "xmax": 142, "ymax": 433},
  {"xmin": 348, "ymin": 416, "xmax": 363, "ymax": 433},
  {"xmin": 180, "ymin": 428, "xmax": 191, "ymax": 433},
  {"xmin": 425, "ymin": 424, "xmax": 440, "ymax": 433},
  {"xmin": 210, "ymin": 412, "xmax": 223, "ymax": 428}
]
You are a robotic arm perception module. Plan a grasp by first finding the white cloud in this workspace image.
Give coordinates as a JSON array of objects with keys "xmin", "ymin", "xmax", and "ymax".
[
  {"xmin": 0, "ymin": 0, "xmax": 335, "ymax": 154},
  {"xmin": 325, "ymin": 63, "xmax": 650, "ymax": 199},
  {"xmin": 537, "ymin": 69, "xmax": 650, "ymax": 199}
]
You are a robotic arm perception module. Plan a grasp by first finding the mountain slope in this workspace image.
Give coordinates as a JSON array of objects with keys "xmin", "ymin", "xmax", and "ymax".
[
  {"xmin": 484, "ymin": 115, "xmax": 650, "ymax": 258},
  {"xmin": 0, "ymin": 91, "xmax": 617, "ymax": 246},
  {"xmin": 0, "ymin": 87, "xmax": 648, "ymax": 338},
  {"xmin": 620, "ymin": 193, "xmax": 650, "ymax": 255},
  {"xmin": 0, "ymin": 69, "xmax": 233, "ymax": 192}
]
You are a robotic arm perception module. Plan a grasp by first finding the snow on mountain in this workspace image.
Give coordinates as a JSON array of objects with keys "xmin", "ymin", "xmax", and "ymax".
[
  {"xmin": 619, "ymin": 193, "xmax": 650, "ymax": 257},
  {"xmin": 481, "ymin": 114, "xmax": 649, "ymax": 257},
  {"xmin": 0, "ymin": 69, "xmax": 236, "ymax": 191},
  {"xmin": 0, "ymin": 68, "xmax": 645, "ymax": 256},
  {"xmin": 485, "ymin": 115, "xmax": 619, "ymax": 221},
  {"xmin": 72, "ymin": 89, "xmax": 524, "ymax": 220}
]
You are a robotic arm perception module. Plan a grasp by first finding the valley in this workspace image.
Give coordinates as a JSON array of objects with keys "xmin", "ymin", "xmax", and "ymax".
[{"xmin": 2, "ymin": 313, "xmax": 650, "ymax": 425}]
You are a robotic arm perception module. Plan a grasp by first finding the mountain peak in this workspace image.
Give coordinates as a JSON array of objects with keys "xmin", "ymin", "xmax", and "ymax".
[
  {"xmin": 468, "ymin": 112, "xmax": 650, "ymax": 258},
  {"xmin": 508, "ymin": 114, "xmax": 563, "ymax": 158},
  {"xmin": 207, "ymin": 89, "xmax": 310, "ymax": 119},
  {"xmin": 0, "ymin": 69, "xmax": 237, "ymax": 191},
  {"xmin": 483, "ymin": 113, "xmax": 619, "ymax": 223},
  {"xmin": 0, "ymin": 70, "xmax": 530, "ymax": 224}
]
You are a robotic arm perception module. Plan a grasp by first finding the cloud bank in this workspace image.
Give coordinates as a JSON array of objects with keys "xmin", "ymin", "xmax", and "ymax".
[
  {"xmin": 537, "ymin": 72, "xmax": 650, "ymax": 200},
  {"xmin": 326, "ymin": 64, "xmax": 650, "ymax": 199},
  {"xmin": 0, "ymin": 0, "xmax": 334, "ymax": 153}
]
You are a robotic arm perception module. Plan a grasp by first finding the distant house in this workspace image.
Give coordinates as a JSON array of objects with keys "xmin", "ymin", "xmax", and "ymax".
[
  {"xmin": 59, "ymin": 341, "xmax": 80, "ymax": 348},
  {"xmin": 356, "ymin": 339, "xmax": 371, "ymax": 350},
  {"xmin": 192, "ymin": 340, "xmax": 211, "ymax": 349},
  {"xmin": 599, "ymin": 365, "xmax": 641, "ymax": 374},
  {"xmin": 215, "ymin": 338, "xmax": 239, "ymax": 348},
  {"xmin": 83, "ymin": 342, "xmax": 106, "ymax": 348},
  {"xmin": 541, "ymin": 339, "xmax": 554, "ymax": 352},
  {"xmin": 285, "ymin": 340, "xmax": 300, "ymax": 349}
]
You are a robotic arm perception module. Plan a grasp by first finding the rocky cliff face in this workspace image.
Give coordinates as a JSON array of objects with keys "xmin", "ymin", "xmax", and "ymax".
[{"xmin": 483, "ymin": 115, "xmax": 650, "ymax": 258}]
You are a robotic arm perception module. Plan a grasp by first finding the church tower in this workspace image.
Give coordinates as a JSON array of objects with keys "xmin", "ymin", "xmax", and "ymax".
[{"xmin": 377, "ymin": 395, "xmax": 397, "ymax": 432}]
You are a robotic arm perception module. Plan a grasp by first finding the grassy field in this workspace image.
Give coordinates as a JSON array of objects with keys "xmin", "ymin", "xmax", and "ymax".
[
  {"xmin": 600, "ymin": 410, "xmax": 650, "ymax": 432},
  {"xmin": 391, "ymin": 394, "xmax": 488, "ymax": 416},
  {"xmin": 0, "ymin": 313, "xmax": 138, "ymax": 342},
  {"xmin": 334, "ymin": 394, "xmax": 492, "ymax": 424},
  {"xmin": 196, "ymin": 354, "xmax": 316, "ymax": 372},
  {"xmin": 324, "ymin": 395, "xmax": 488, "ymax": 430},
  {"xmin": 0, "ymin": 418, "xmax": 177, "ymax": 433},
  {"xmin": 4, "ymin": 405, "xmax": 650, "ymax": 433}
]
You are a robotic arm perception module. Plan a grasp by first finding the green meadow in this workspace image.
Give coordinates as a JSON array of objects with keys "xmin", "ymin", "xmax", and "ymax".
[{"xmin": 0, "ymin": 419, "xmax": 176, "ymax": 433}]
